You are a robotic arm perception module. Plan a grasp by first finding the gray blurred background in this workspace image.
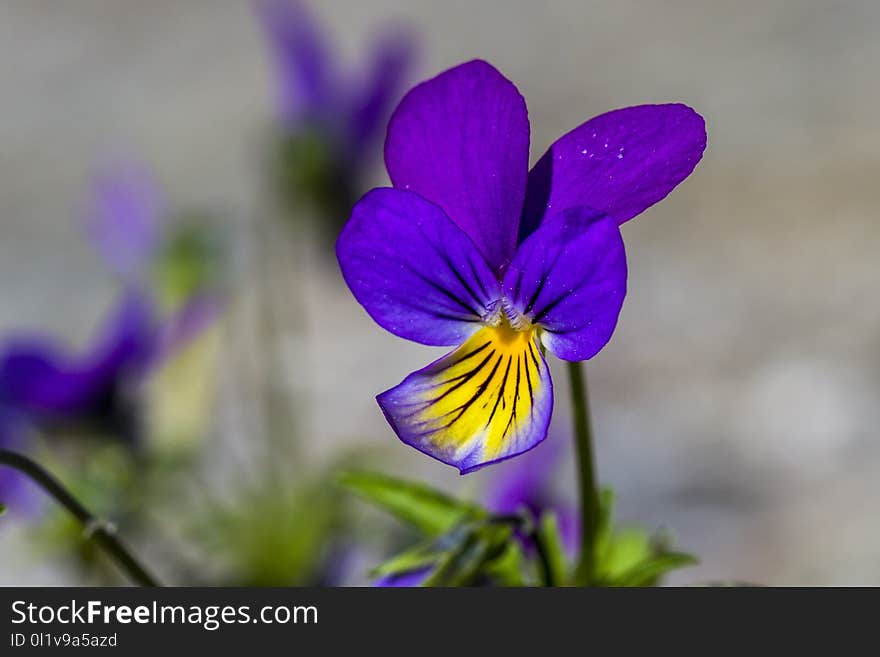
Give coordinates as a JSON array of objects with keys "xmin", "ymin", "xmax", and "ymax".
[{"xmin": 1, "ymin": 0, "xmax": 879, "ymax": 585}]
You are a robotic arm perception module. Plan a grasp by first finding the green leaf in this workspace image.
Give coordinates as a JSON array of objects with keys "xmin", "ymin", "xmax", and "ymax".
[
  {"xmin": 423, "ymin": 522, "xmax": 512, "ymax": 587},
  {"xmin": 483, "ymin": 541, "xmax": 527, "ymax": 587},
  {"xmin": 596, "ymin": 527, "xmax": 654, "ymax": 582},
  {"xmin": 536, "ymin": 511, "xmax": 569, "ymax": 586},
  {"xmin": 611, "ymin": 551, "xmax": 698, "ymax": 587},
  {"xmin": 590, "ymin": 486, "xmax": 698, "ymax": 587},
  {"xmin": 0, "ymin": 503, "xmax": 6, "ymax": 516},
  {"xmin": 338, "ymin": 470, "xmax": 483, "ymax": 536},
  {"xmin": 375, "ymin": 520, "xmax": 527, "ymax": 587},
  {"xmin": 370, "ymin": 536, "xmax": 451, "ymax": 579}
]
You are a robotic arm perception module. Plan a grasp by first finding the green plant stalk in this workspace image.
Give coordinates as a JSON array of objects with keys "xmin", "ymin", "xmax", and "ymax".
[
  {"xmin": 567, "ymin": 361, "xmax": 600, "ymax": 585},
  {"xmin": 0, "ymin": 448, "xmax": 161, "ymax": 587}
]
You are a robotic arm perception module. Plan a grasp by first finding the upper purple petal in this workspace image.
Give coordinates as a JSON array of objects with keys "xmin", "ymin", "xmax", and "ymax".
[
  {"xmin": 337, "ymin": 187, "xmax": 501, "ymax": 347},
  {"xmin": 345, "ymin": 25, "xmax": 416, "ymax": 164},
  {"xmin": 86, "ymin": 161, "xmax": 164, "ymax": 279},
  {"xmin": 385, "ymin": 59, "xmax": 530, "ymax": 272},
  {"xmin": 255, "ymin": 0, "xmax": 339, "ymax": 126},
  {"xmin": 504, "ymin": 206, "xmax": 627, "ymax": 362},
  {"xmin": 520, "ymin": 104, "xmax": 706, "ymax": 241}
]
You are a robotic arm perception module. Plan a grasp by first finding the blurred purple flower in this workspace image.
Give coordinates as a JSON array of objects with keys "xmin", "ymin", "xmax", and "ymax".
[
  {"xmin": 256, "ymin": 0, "xmax": 416, "ymax": 164},
  {"xmin": 0, "ymin": 158, "xmax": 223, "ymax": 442},
  {"xmin": 337, "ymin": 60, "xmax": 706, "ymax": 473},
  {"xmin": 0, "ymin": 289, "xmax": 158, "ymax": 445},
  {"xmin": 0, "ymin": 284, "xmax": 224, "ymax": 450}
]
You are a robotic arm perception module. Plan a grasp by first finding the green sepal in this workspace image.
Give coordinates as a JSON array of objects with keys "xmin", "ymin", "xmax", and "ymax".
[
  {"xmin": 610, "ymin": 551, "xmax": 699, "ymax": 587},
  {"xmin": 592, "ymin": 487, "xmax": 698, "ymax": 586}
]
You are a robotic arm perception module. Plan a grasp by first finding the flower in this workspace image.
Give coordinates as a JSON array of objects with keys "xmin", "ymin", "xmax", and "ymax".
[
  {"xmin": 0, "ymin": 162, "xmax": 221, "ymax": 446},
  {"xmin": 0, "ymin": 290, "xmax": 158, "ymax": 445},
  {"xmin": 337, "ymin": 60, "xmax": 706, "ymax": 473},
  {"xmin": 255, "ymin": 0, "xmax": 416, "ymax": 224}
]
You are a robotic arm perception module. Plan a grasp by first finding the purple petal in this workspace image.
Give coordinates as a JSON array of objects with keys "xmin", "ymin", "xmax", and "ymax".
[
  {"xmin": 0, "ymin": 290, "xmax": 157, "ymax": 416},
  {"xmin": 504, "ymin": 206, "xmax": 627, "ymax": 362},
  {"xmin": 345, "ymin": 25, "xmax": 416, "ymax": 164},
  {"xmin": 337, "ymin": 188, "xmax": 501, "ymax": 347},
  {"xmin": 86, "ymin": 161, "xmax": 164, "ymax": 279},
  {"xmin": 377, "ymin": 325, "xmax": 553, "ymax": 474},
  {"xmin": 373, "ymin": 567, "xmax": 431, "ymax": 587},
  {"xmin": 520, "ymin": 104, "xmax": 706, "ymax": 241},
  {"xmin": 385, "ymin": 60, "xmax": 530, "ymax": 272},
  {"xmin": 80, "ymin": 289, "xmax": 158, "ymax": 388},
  {"xmin": 0, "ymin": 337, "xmax": 100, "ymax": 414},
  {"xmin": 255, "ymin": 0, "xmax": 339, "ymax": 126}
]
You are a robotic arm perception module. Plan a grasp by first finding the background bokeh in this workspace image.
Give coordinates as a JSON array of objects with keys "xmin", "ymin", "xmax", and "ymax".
[{"xmin": 2, "ymin": 0, "xmax": 879, "ymax": 585}]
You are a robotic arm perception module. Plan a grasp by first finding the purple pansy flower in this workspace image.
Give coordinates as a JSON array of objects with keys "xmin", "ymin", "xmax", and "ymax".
[{"xmin": 337, "ymin": 60, "xmax": 706, "ymax": 473}]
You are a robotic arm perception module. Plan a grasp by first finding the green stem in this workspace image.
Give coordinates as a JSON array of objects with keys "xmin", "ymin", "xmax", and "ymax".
[
  {"xmin": 567, "ymin": 361, "xmax": 600, "ymax": 585},
  {"xmin": 0, "ymin": 448, "xmax": 161, "ymax": 587}
]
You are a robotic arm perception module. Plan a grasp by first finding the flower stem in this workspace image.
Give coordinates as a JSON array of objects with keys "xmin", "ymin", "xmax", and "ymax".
[
  {"xmin": 0, "ymin": 448, "xmax": 161, "ymax": 587},
  {"xmin": 567, "ymin": 361, "xmax": 600, "ymax": 586}
]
